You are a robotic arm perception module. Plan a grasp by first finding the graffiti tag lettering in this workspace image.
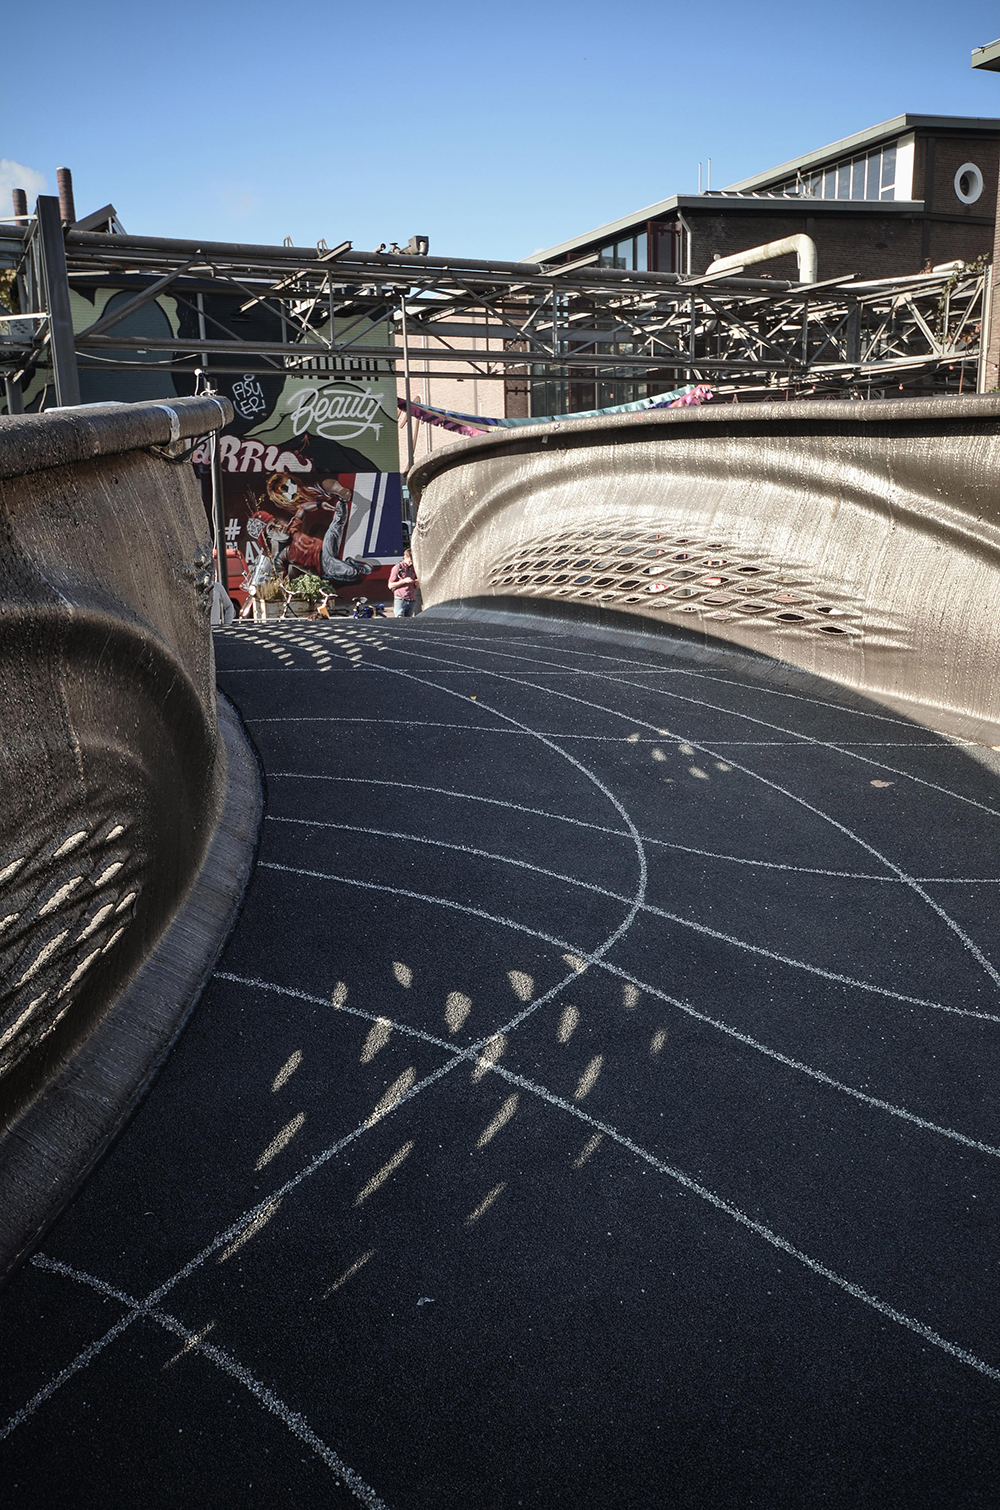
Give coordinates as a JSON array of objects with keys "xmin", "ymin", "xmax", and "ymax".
[
  {"xmin": 285, "ymin": 383, "xmax": 386, "ymax": 442},
  {"xmin": 231, "ymin": 374, "xmax": 267, "ymax": 419}
]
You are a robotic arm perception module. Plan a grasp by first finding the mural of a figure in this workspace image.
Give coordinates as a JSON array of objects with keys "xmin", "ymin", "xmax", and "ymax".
[{"xmin": 262, "ymin": 473, "xmax": 374, "ymax": 584}]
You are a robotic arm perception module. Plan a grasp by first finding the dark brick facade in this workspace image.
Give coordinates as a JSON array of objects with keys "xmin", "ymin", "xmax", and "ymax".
[
  {"xmin": 681, "ymin": 124, "xmax": 1000, "ymax": 282},
  {"xmin": 683, "ymin": 209, "xmax": 930, "ymax": 282},
  {"xmin": 558, "ymin": 125, "xmax": 1000, "ymax": 287}
]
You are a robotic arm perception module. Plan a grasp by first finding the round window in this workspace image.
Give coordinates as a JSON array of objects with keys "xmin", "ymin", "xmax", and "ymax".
[{"xmin": 955, "ymin": 162, "xmax": 984, "ymax": 205}]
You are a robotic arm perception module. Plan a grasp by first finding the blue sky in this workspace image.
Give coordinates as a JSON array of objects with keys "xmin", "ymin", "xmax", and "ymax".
[{"xmin": 3, "ymin": 0, "xmax": 1000, "ymax": 261}]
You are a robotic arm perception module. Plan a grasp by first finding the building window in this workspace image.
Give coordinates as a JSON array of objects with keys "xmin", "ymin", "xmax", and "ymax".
[
  {"xmin": 776, "ymin": 141, "xmax": 900, "ymax": 202},
  {"xmin": 596, "ymin": 235, "xmax": 648, "ymax": 270},
  {"xmin": 954, "ymin": 162, "xmax": 984, "ymax": 205}
]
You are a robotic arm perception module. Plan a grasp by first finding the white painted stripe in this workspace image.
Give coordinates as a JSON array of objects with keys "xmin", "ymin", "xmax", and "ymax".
[
  {"xmin": 261, "ymin": 821, "xmax": 969, "ymax": 1008},
  {"xmin": 375, "ymin": 641, "xmax": 1000, "ymax": 996},
  {"xmin": 413, "ymin": 629, "xmax": 947, "ymax": 729},
  {"xmin": 246, "ymin": 713, "xmax": 962, "ymax": 750},
  {"xmin": 216, "ymin": 972, "xmax": 1000, "ymax": 1163},
  {"xmin": 482, "ymin": 1063, "xmax": 1000, "ymax": 1384},
  {"xmin": 257, "ymin": 859, "xmax": 999, "ymax": 1023},
  {"xmin": 412, "ymin": 631, "xmax": 1000, "ymax": 817},
  {"xmin": 27, "ymin": 1258, "xmax": 390, "ymax": 1508},
  {"xmin": 266, "ymin": 775, "xmax": 996, "ymax": 886},
  {"xmin": 0, "ymin": 671, "xmax": 648, "ymax": 1447},
  {"xmin": 218, "ymin": 969, "xmax": 1000, "ymax": 1388}
]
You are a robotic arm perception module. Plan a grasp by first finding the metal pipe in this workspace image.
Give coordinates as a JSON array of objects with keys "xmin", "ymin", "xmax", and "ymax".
[
  {"xmin": 978, "ymin": 264, "xmax": 993, "ymax": 392},
  {"xmin": 11, "ymin": 189, "xmax": 27, "ymax": 220},
  {"xmin": 210, "ymin": 429, "xmax": 229, "ymax": 593},
  {"xmin": 56, "ymin": 168, "xmax": 76, "ymax": 226},
  {"xmin": 706, "ymin": 235, "xmax": 818, "ymax": 285},
  {"xmin": 35, "ymin": 195, "xmax": 81, "ymax": 407},
  {"xmin": 61, "ymin": 228, "xmax": 755, "ymax": 289},
  {"xmin": 400, "ymin": 294, "xmax": 415, "ymax": 473},
  {"xmin": 675, "ymin": 210, "xmax": 694, "ymax": 276}
]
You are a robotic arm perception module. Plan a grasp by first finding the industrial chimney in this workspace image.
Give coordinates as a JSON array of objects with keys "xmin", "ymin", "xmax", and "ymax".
[{"xmin": 56, "ymin": 167, "xmax": 76, "ymax": 225}]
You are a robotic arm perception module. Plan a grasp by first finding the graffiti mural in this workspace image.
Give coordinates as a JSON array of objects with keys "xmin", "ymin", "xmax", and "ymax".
[
  {"xmin": 192, "ymin": 312, "xmax": 403, "ymax": 600},
  {"xmin": 17, "ymin": 284, "xmax": 405, "ymax": 603}
]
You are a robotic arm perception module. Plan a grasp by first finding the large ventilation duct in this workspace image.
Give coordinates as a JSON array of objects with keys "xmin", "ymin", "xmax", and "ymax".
[{"xmin": 706, "ymin": 234, "xmax": 817, "ymax": 284}]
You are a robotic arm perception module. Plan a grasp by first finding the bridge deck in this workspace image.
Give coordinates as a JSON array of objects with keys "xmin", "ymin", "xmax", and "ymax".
[{"xmin": 3, "ymin": 616, "xmax": 1000, "ymax": 1508}]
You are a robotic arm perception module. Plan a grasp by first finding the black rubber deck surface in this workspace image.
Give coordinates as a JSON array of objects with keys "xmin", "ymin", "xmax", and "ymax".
[{"xmin": 3, "ymin": 616, "xmax": 1000, "ymax": 1508}]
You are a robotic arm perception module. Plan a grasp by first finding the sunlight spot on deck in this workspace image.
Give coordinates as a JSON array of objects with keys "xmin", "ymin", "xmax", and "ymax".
[
  {"xmin": 574, "ymin": 1054, "xmax": 603, "ymax": 1101},
  {"xmin": 477, "ymin": 1094, "xmax": 519, "ymax": 1147},
  {"xmin": 572, "ymin": 1133, "xmax": 604, "ymax": 1168},
  {"xmin": 272, "ymin": 1050, "xmax": 303, "ymax": 1091},
  {"xmin": 324, "ymin": 1249, "xmax": 375, "ymax": 1297},
  {"xmin": 355, "ymin": 1141, "xmax": 414, "ymax": 1205},
  {"xmin": 445, "ymin": 991, "xmax": 472, "ymax": 1033},
  {"xmin": 465, "ymin": 1182, "xmax": 507, "ymax": 1225},
  {"xmin": 368, "ymin": 1067, "xmax": 417, "ymax": 1123},
  {"xmin": 255, "ymin": 1112, "xmax": 305, "ymax": 1169},
  {"xmin": 557, "ymin": 1004, "xmax": 579, "ymax": 1043},
  {"xmin": 508, "ymin": 969, "xmax": 534, "ymax": 1000},
  {"xmin": 472, "ymin": 1035, "xmax": 506, "ymax": 1082},
  {"xmin": 361, "ymin": 1018, "xmax": 392, "ymax": 1063},
  {"xmin": 218, "ymin": 1198, "xmax": 283, "ymax": 1262}
]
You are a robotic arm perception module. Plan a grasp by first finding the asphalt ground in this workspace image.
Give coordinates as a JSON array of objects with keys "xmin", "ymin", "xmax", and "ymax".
[{"xmin": 3, "ymin": 615, "xmax": 1000, "ymax": 1508}]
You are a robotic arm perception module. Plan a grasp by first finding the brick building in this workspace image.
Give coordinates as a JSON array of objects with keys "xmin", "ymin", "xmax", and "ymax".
[{"xmin": 533, "ymin": 114, "xmax": 1000, "ymax": 287}]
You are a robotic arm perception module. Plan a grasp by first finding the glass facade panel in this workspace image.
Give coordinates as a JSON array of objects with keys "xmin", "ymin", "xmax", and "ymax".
[
  {"xmin": 770, "ymin": 139, "xmax": 902, "ymax": 202},
  {"xmin": 599, "ymin": 241, "xmax": 635, "ymax": 269},
  {"xmin": 866, "ymin": 153, "xmax": 882, "ymax": 198},
  {"xmin": 635, "ymin": 235, "xmax": 647, "ymax": 271},
  {"xmin": 654, "ymin": 229, "xmax": 677, "ymax": 272}
]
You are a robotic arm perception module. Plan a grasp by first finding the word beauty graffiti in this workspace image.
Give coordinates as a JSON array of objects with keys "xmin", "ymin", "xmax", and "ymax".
[
  {"xmin": 285, "ymin": 384, "xmax": 386, "ymax": 442},
  {"xmin": 190, "ymin": 438, "xmax": 311, "ymax": 474}
]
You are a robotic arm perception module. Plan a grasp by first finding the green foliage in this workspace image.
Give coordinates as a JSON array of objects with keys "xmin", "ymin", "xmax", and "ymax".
[
  {"xmin": 0, "ymin": 269, "xmax": 18, "ymax": 313},
  {"xmin": 287, "ymin": 573, "xmax": 334, "ymax": 602},
  {"xmin": 935, "ymin": 252, "xmax": 990, "ymax": 341}
]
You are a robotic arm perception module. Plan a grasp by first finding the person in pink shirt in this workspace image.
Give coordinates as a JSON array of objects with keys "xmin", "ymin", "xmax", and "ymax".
[{"xmin": 388, "ymin": 547, "xmax": 418, "ymax": 617}]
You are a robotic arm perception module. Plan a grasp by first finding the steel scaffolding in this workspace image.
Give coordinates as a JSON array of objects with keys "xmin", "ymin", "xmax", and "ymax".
[{"xmin": 0, "ymin": 202, "xmax": 989, "ymax": 413}]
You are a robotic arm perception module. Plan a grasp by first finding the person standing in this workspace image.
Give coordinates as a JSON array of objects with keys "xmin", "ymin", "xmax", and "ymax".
[{"xmin": 388, "ymin": 546, "xmax": 418, "ymax": 618}]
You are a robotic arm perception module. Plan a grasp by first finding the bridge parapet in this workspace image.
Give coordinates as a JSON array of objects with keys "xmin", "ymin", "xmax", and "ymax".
[
  {"xmin": 410, "ymin": 395, "xmax": 1000, "ymax": 745},
  {"xmin": 0, "ymin": 395, "xmax": 263, "ymax": 1281}
]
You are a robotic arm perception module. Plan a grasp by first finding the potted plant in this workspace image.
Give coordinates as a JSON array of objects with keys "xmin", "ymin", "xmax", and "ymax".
[
  {"xmin": 258, "ymin": 578, "xmax": 284, "ymax": 620},
  {"xmin": 281, "ymin": 573, "xmax": 336, "ymax": 618}
]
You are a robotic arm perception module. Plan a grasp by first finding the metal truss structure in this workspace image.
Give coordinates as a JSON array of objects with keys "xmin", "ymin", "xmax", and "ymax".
[{"xmin": 0, "ymin": 199, "xmax": 990, "ymax": 417}]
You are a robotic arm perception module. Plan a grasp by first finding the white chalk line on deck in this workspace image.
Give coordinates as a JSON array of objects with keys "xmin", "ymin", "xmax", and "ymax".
[
  {"xmin": 409, "ymin": 630, "xmax": 1000, "ymax": 821},
  {"xmin": 407, "ymin": 627, "xmax": 967, "ymax": 733},
  {"xmin": 374, "ymin": 639, "xmax": 1000, "ymax": 997},
  {"xmin": 267, "ymin": 773, "xmax": 1000, "ymax": 886},
  {"xmin": 217, "ymin": 970, "xmax": 1000, "ymax": 1389},
  {"xmin": 26, "ymin": 1257, "xmax": 390, "ymax": 1510},
  {"xmin": 259, "ymin": 842, "xmax": 998, "ymax": 1021},
  {"xmin": 0, "ymin": 664, "xmax": 649, "ymax": 1458}
]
